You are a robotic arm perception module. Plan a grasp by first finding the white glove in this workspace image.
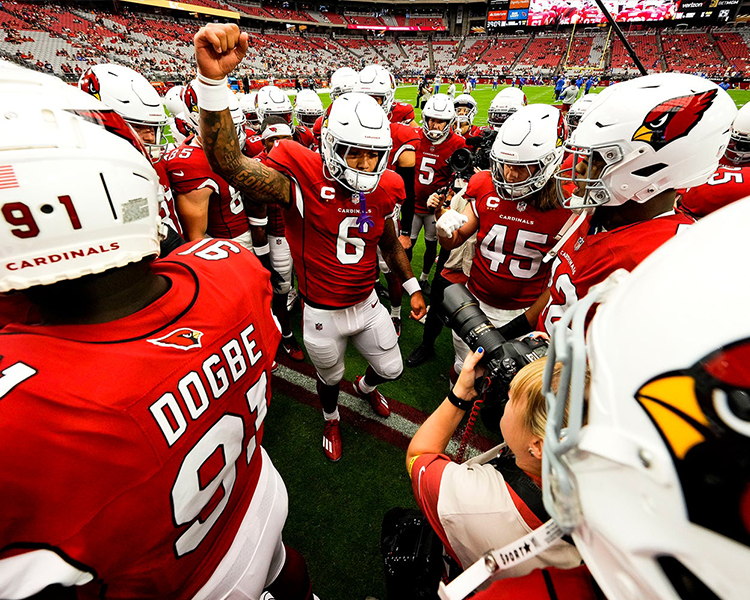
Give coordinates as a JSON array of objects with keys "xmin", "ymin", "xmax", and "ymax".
[{"xmin": 436, "ymin": 209, "xmax": 468, "ymax": 238}]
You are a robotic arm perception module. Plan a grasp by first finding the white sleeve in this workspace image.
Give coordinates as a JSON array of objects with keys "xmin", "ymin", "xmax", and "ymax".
[{"xmin": 0, "ymin": 549, "xmax": 94, "ymax": 599}]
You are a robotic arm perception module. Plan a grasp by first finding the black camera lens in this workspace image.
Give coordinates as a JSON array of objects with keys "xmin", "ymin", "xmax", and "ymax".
[
  {"xmin": 448, "ymin": 148, "xmax": 475, "ymax": 177},
  {"xmin": 441, "ymin": 284, "xmax": 506, "ymax": 360}
]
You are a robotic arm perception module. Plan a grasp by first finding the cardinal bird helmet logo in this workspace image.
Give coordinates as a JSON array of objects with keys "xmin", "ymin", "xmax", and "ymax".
[
  {"xmin": 632, "ymin": 90, "xmax": 717, "ymax": 152},
  {"xmin": 148, "ymin": 328, "xmax": 204, "ymax": 350},
  {"xmin": 634, "ymin": 338, "xmax": 750, "ymax": 548},
  {"xmin": 79, "ymin": 69, "xmax": 101, "ymax": 101}
]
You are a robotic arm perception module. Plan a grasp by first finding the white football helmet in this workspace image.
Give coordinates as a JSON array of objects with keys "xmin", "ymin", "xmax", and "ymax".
[
  {"xmin": 422, "ymin": 94, "xmax": 456, "ymax": 144},
  {"xmin": 724, "ymin": 102, "xmax": 750, "ymax": 165},
  {"xmin": 488, "ymin": 87, "xmax": 528, "ymax": 130},
  {"xmin": 543, "ymin": 197, "xmax": 750, "ymax": 600},
  {"xmin": 0, "ymin": 67, "xmax": 161, "ymax": 292},
  {"xmin": 354, "ymin": 64, "xmax": 396, "ymax": 116},
  {"xmin": 294, "ymin": 89, "xmax": 324, "ymax": 128},
  {"xmin": 164, "ymin": 84, "xmax": 184, "ymax": 117},
  {"xmin": 490, "ymin": 104, "xmax": 566, "ymax": 201},
  {"xmin": 329, "ymin": 66, "xmax": 358, "ymax": 102},
  {"xmin": 555, "ymin": 73, "xmax": 736, "ymax": 210},
  {"xmin": 453, "ymin": 93, "xmax": 478, "ymax": 126},
  {"xmin": 565, "ymin": 94, "xmax": 599, "ymax": 135},
  {"xmin": 79, "ymin": 63, "xmax": 168, "ymax": 161},
  {"xmin": 255, "ymin": 85, "xmax": 294, "ymax": 131},
  {"xmin": 240, "ymin": 91, "xmax": 260, "ymax": 131},
  {"xmin": 321, "ymin": 93, "xmax": 392, "ymax": 193},
  {"xmin": 228, "ymin": 90, "xmax": 247, "ymax": 150}
]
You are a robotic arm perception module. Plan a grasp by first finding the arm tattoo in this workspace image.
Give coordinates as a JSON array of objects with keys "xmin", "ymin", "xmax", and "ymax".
[
  {"xmin": 200, "ymin": 108, "xmax": 291, "ymax": 208},
  {"xmin": 379, "ymin": 219, "xmax": 416, "ymax": 284}
]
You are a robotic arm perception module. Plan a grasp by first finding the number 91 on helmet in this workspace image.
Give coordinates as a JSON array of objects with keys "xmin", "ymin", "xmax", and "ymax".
[{"xmin": 0, "ymin": 67, "xmax": 161, "ymax": 293}]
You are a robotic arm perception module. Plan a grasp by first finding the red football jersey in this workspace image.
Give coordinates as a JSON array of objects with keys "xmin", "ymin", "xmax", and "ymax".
[
  {"xmin": 244, "ymin": 133, "xmax": 264, "ymax": 158},
  {"xmin": 467, "ymin": 171, "xmax": 572, "ymax": 310},
  {"xmin": 414, "ymin": 130, "xmax": 467, "ymax": 214},
  {"xmin": 153, "ymin": 159, "xmax": 184, "ymax": 237},
  {"xmin": 164, "ymin": 139, "xmax": 250, "ymax": 239},
  {"xmin": 0, "ymin": 242, "xmax": 281, "ymax": 599},
  {"xmin": 389, "ymin": 122, "xmax": 420, "ymax": 168},
  {"xmin": 677, "ymin": 165, "xmax": 750, "ymax": 218},
  {"xmin": 267, "ymin": 139, "xmax": 403, "ymax": 307},
  {"xmin": 456, "ymin": 124, "xmax": 485, "ymax": 139},
  {"xmin": 294, "ymin": 124, "xmax": 318, "ymax": 151},
  {"xmin": 390, "ymin": 102, "xmax": 416, "ymax": 125},
  {"xmin": 538, "ymin": 212, "xmax": 695, "ymax": 334}
]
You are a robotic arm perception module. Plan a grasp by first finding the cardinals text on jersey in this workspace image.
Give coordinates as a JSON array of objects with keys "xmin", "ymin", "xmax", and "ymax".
[
  {"xmin": 467, "ymin": 171, "xmax": 572, "ymax": 310},
  {"xmin": 266, "ymin": 139, "xmax": 403, "ymax": 308}
]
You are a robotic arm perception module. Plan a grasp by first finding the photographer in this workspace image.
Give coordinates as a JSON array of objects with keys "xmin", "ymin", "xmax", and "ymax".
[
  {"xmin": 436, "ymin": 105, "xmax": 573, "ymax": 377},
  {"xmin": 406, "ymin": 350, "xmax": 582, "ymax": 581}
]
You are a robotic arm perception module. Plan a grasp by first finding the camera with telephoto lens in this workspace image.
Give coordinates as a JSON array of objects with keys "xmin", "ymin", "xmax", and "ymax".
[
  {"xmin": 448, "ymin": 128, "xmax": 498, "ymax": 177},
  {"xmin": 441, "ymin": 284, "xmax": 548, "ymax": 432}
]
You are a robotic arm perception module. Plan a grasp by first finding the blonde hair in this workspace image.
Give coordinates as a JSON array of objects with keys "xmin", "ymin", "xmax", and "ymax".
[{"xmin": 507, "ymin": 356, "xmax": 589, "ymax": 440}]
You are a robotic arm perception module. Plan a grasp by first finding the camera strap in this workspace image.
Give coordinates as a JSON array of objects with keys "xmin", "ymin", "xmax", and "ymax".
[
  {"xmin": 543, "ymin": 210, "xmax": 589, "ymax": 264},
  {"xmin": 437, "ymin": 519, "xmax": 564, "ymax": 600}
]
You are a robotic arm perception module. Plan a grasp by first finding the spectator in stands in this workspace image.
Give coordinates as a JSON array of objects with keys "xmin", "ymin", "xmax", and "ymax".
[{"xmin": 407, "ymin": 352, "xmax": 583, "ymax": 581}]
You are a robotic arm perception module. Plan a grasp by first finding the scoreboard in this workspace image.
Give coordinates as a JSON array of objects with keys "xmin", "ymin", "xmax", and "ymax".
[
  {"xmin": 675, "ymin": 0, "xmax": 739, "ymax": 21},
  {"xmin": 488, "ymin": 0, "xmax": 530, "ymax": 27}
]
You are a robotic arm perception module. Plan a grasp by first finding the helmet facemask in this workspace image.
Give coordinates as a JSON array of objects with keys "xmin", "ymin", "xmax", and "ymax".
[
  {"xmin": 488, "ymin": 107, "xmax": 517, "ymax": 131},
  {"xmin": 724, "ymin": 130, "xmax": 750, "ymax": 165},
  {"xmin": 555, "ymin": 142, "xmax": 624, "ymax": 209},
  {"xmin": 322, "ymin": 131, "xmax": 390, "ymax": 193},
  {"xmin": 455, "ymin": 104, "xmax": 477, "ymax": 126},
  {"xmin": 491, "ymin": 150, "xmax": 558, "ymax": 201},
  {"xmin": 423, "ymin": 116, "xmax": 454, "ymax": 144}
]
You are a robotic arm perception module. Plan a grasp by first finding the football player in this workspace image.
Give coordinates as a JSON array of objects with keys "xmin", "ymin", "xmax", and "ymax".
[
  {"xmin": 312, "ymin": 66, "xmax": 358, "ymax": 144},
  {"xmin": 245, "ymin": 116, "xmax": 305, "ymax": 362},
  {"xmin": 164, "ymin": 84, "xmax": 192, "ymax": 147},
  {"xmin": 240, "ymin": 90, "xmax": 261, "ymax": 134},
  {"xmin": 246, "ymin": 85, "xmax": 317, "ymax": 156},
  {"xmin": 453, "ymin": 93, "xmax": 484, "ymax": 138},
  {"xmin": 294, "ymin": 88, "xmax": 324, "ymax": 129},
  {"xmin": 487, "ymin": 87, "xmax": 527, "ymax": 131},
  {"xmin": 79, "ymin": 63, "xmax": 184, "ymax": 256},
  {"xmin": 498, "ymin": 73, "xmax": 736, "ymax": 340},
  {"xmin": 192, "ymin": 25, "xmax": 426, "ymax": 462},
  {"xmin": 410, "ymin": 94, "xmax": 467, "ymax": 296},
  {"xmin": 436, "ymin": 105, "xmax": 573, "ymax": 375},
  {"xmin": 0, "ymin": 71, "xmax": 315, "ymax": 600},
  {"xmin": 564, "ymin": 93, "xmax": 599, "ymax": 136},
  {"xmin": 677, "ymin": 102, "xmax": 750, "ymax": 218},
  {"xmin": 164, "ymin": 80, "xmax": 253, "ymax": 248}
]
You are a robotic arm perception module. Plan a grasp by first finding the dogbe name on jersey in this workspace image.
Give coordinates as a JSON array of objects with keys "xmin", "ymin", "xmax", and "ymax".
[{"xmin": 148, "ymin": 321, "xmax": 264, "ymax": 447}]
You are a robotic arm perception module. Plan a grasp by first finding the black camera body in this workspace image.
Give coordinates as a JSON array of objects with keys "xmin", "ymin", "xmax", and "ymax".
[
  {"xmin": 448, "ymin": 128, "xmax": 498, "ymax": 177},
  {"xmin": 441, "ymin": 284, "xmax": 548, "ymax": 429}
]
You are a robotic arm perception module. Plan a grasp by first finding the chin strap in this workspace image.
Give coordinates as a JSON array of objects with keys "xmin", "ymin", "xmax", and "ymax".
[{"xmin": 356, "ymin": 191, "xmax": 374, "ymax": 234}]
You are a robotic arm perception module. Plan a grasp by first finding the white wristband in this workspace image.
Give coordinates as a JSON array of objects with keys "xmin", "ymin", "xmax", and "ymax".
[
  {"xmin": 197, "ymin": 72, "xmax": 227, "ymax": 86},
  {"xmin": 248, "ymin": 217, "xmax": 268, "ymax": 227},
  {"xmin": 254, "ymin": 243, "xmax": 270, "ymax": 256},
  {"xmin": 403, "ymin": 277, "xmax": 421, "ymax": 296},
  {"xmin": 195, "ymin": 78, "xmax": 229, "ymax": 112}
]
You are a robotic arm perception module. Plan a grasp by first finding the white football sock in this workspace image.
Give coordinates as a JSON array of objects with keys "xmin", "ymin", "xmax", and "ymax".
[
  {"xmin": 390, "ymin": 305, "xmax": 401, "ymax": 318},
  {"xmin": 358, "ymin": 377, "xmax": 376, "ymax": 394},
  {"xmin": 323, "ymin": 408, "xmax": 340, "ymax": 421}
]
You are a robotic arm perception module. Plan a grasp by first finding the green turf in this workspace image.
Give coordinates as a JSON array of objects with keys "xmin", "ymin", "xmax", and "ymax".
[{"xmin": 171, "ymin": 81, "xmax": 750, "ymax": 599}]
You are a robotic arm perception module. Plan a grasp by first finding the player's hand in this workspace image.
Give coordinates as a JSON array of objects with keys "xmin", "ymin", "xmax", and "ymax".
[
  {"xmin": 398, "ymin": 234, "xmax": 412, "ymax": 250},
  {"xmin": 436, "ymin": 209, "xmax": 468, "ymax": 238},
  {"xmin": 426, "ymin": 192, "xmax": 445, "ymax": 210},
  {"xmin": 194, "ymin": 24, "xmax": 249, "ymax": 80},
  {"xmin": 409, "ymin": 291, "xmax": 427, "ymax": 321}
]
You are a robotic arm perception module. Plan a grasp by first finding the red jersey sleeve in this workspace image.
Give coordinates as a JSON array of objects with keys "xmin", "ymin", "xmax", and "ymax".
[{"xmin": 678, "ymin": 166, "xmax": 750, "ymax": 218}]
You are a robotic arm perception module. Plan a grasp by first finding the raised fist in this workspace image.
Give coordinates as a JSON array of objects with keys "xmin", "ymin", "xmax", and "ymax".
[{"xmin": 194, "ymin": 24, "xmax": 249, "ymax": 81}]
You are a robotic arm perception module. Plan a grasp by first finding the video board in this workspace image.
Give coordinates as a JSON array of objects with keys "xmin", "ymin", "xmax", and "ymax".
[
  {"xmin": 674, "ymin": 0, "xmax": 738, "ymax": 21},
  {"xmin": 524, "ymin": 0, "xmax": 678, "ymax": 26},
  {"xmin": 488, "ymin": 0, "xmax": 530, "ymax": 27}
]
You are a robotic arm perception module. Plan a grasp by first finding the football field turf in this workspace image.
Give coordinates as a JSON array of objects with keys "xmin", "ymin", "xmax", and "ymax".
[{"xmin": 221, "ymin": 81, "xmax": 750, "ymax": 600}]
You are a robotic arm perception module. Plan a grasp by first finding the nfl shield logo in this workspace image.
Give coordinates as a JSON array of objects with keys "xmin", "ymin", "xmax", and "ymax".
[
  {"xmin": 315, "ymin": 323, "xmax": 323, "ymax": 331},
  {"xmin": 517, "ymin": 201, "xmax": 527, "ymax": 212},
  {"xmin": 574, "ymin": 237, "xmax": 585, "ymax": 251}
]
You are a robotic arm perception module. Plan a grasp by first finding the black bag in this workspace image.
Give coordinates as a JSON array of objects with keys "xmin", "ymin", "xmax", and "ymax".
[{"xmin": 380, "ymin": 508, "xmax": 443, "ymax": 600}]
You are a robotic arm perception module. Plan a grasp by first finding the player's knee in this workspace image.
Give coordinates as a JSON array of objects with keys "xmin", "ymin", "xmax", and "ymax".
[
  {"xmin": 377, "ymin": 354, "xmax": 403, "ymax": 381},
  {"xmin": 316, "ymin": 363, "xmax": 345, "ymax": 386}
]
